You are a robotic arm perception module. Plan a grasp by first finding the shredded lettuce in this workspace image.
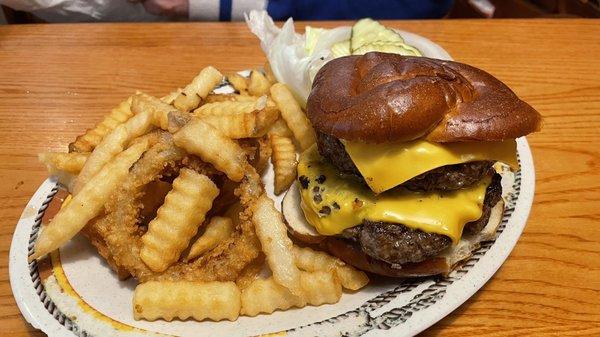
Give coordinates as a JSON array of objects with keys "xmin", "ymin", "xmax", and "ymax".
[
  {"xmin": 245, "ymin": 10, "xmax": 349, "ymax": 107},
  {"xmin": 304, "ymin": 26, "xmax": 326, "ymax": 56}
]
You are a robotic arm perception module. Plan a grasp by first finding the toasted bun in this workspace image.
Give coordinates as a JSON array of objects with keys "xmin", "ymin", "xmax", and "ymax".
[
  {"xmin": 282, "ymin": 182, "xmax": 506, "ymax": 277},
  {"xmin": 307, "ymin": 52, "xmax": 542, "ymax": 143}
]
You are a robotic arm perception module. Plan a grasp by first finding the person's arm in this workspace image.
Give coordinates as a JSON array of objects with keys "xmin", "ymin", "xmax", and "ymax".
[
  {"xmin": 141, "ymin": 0, "xmax": 189, "ymax": 18},
  {"xmin": 141, "ymin": 0, "xmax": 266, "ymax": 21},
  {"xmin": 188, "ymin": 0, "xmax": 219, "ymax": 20}
]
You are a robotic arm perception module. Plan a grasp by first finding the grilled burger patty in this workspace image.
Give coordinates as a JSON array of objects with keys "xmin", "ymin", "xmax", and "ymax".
[
  {"xmin": 316, "ymin": 131, "xmax": 494, "ymax": 192},
  {"xmin": 339, "ymin": 173, "xmax": 503, "ymax": 265}
]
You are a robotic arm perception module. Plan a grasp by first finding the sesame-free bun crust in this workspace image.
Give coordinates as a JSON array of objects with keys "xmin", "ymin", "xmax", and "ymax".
[{"xmin": 307, "ymin": 52, "xmax": 542, "ymax": 143}]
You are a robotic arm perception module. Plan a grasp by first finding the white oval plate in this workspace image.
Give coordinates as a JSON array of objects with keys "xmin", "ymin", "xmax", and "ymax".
[{"xmin": 10, "ymin": 32, "xmax": 535, "ymax": 337}]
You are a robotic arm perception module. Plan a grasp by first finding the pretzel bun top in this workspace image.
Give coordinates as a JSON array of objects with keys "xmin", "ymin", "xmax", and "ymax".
[{"xmin": 307, "ymin": 52, "xmax": 542, "ymax": 143}]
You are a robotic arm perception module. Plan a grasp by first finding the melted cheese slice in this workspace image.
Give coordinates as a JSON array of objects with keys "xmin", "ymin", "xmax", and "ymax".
[
  {"xmin": 298, "ymin": 145, "xmax": 491, "ymax": 244},
  {"xmin": 343, "ymin": 139, "xmax": 517, "ymax": 193}
]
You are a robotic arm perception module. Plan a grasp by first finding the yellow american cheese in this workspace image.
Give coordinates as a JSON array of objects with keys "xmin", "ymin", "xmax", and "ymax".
[
  {"xmin": 297, "ymin": 145, "xmax": 493, "ymax": 244},
  {"xmin": 342, "ymin": 139, "xmax": 517, "ymax": 193}
]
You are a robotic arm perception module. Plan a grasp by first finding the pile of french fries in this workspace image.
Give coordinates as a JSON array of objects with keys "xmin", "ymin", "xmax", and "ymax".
[{"xmin": 35, "ymin": 65, "xmax": 369, "ymax": 322}]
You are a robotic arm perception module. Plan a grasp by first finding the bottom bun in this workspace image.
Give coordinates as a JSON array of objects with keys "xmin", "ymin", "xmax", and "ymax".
[{"xmin": 283, "ymin": 182, "xmax": 506, "ymax": 277}]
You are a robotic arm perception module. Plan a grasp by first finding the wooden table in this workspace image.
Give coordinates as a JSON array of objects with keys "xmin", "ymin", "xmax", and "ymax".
[{"xmin": 1, "ymin": 19, "xmax": 599, "ymax": 336}]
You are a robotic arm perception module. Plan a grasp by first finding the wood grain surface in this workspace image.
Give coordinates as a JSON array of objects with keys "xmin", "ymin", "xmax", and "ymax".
[{"xmin": 1, "ymin": 19, "xmax": 599, "ymax": 336}]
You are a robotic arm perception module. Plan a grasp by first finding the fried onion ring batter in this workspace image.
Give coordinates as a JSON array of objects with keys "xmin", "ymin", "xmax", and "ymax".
[
  {"xmin": 85, "ymin": 131, "xmax": 262, "ymax": 282},
  {"xmin": 149, "ymin": 165, "xmax": 262, "ymax": 282},
  {"xmin": 85, "ymin": 132, "xmax": 185, "ymax": 280}
]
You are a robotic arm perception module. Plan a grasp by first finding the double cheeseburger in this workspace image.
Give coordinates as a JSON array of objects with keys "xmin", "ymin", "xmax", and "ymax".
[{"xmin": 283, "ymin": 52, "xmax": 542, "ymax": 277}]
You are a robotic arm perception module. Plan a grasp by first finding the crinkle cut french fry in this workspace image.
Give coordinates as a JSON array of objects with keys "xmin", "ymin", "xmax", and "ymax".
[
  {"xmin": 173, "ymin": 118, "xmax": 247, "ymax": 182},
  {"xmin": 174, "ymin": 66, "xmax": 223, "ymax": 112},
  {"xmin": 69, "ymin": 97, "xmax": 134, "ymax": 153},
  {"xmin": 39, "ymin": 152, "xmax": 89, "ymax": 174},
  {"xmin": 133, "ymin": 281, "xmax": 240, "ymax": 321},
  {"xmin": 255, "ymin": 106, "xmax": 280, "ymax": 133},
  {"xmin": 254, "ymin": 136, "xmax": 272, "ymax": 174},
  {"xmin": 141, "ymin": 169, "xmax": 219, "ymax": 272},
  {"xmin": 30, "ymin": 140, "xmax": 149, "ymax": 261},
  {"xmin": 299, "ymin": 270, "xmax": 342, "ymax": 306},
  {"xmin": 76, "ymin": 91, "xmax": 182, "ymax": 194},
  {"xmin": 198, "ymin": 112, "xmax": 256, "ymax": 139},
  {"xmin": 204, "ymin": 94, "xmax": 257, "ymax": 103},
  {"xmin": 72, "ymin": 106, "xmax": 154, "ymax": 194},
  {"xmin": 226, "ymin": 72, "xmax": 248, "ymax": 93},
  {"xmin": 161, "ymin": 88, "xmax": 182, "ymax": 105},
  {"xmin": 268, "ymin": 118, "xmax": 294, "ymax": 138},
  {"xmin": 185, "ymin": 216, "xmax": 234, "ymax": 262},
  {"xmin": 166, "ymin": 110, "xmax": 192, "ymax": 134},
  {"xmin": 39, "ymin": 152, "xmax": 90, "ymax": 190},
  {"xmin": 252, "ymin": 194, "xmax": 302, "ymax": 296},
  {"xmin": 264, "ymin": 62, "xmax": 277, "ymax": 84},
  {"xmin": 198, "ymin": 107, "xmax": 278, "ymax": 139},
  {"xmin": 240, "ymin": 277, "xmax": 302, "ymax": 316},
  {"xmin": 248, "ymin": 70, "xmax": 271, "ymax": 97},
  {"xmin": 270, "ymin": 83, "xmax": 316, "ymax": 151},
  {"xmin": 131, "ymin": 92, "xmax": 179, "ymax": 131},
  {"xmin": 241, "ymin": 271, "xmax": 342, "ymax": 317},
  {"xmin": 193, "ymin": 100, "xmax": 262, "ymax": 116},
  {"xmin": 270, "ymin": 134, "xmax": 297, "ymax": 195},
  {"xmin": 293, "ymin": 246, "xmax": 369, "ymax": 291}
]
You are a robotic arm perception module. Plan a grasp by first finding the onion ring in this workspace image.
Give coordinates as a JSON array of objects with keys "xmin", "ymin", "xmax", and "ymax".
[
  {"xmin": 85, "ymin": 132, "xmax": 186, "ymax": 280},
  {"xmin": 85, "ymin": 131, "xmax": 262, "ymax": 282},
  {"xmin": 149, "ymin": 165, "xmax": 262, "ymax": 282}
]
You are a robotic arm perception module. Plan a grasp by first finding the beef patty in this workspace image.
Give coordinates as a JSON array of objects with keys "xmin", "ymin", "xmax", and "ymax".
[
  {"xmin": 316, "ymin": 131, "xmax": 494, "ymax": 192},
  {"xmin": 339, "ymin": 173, "xmax": 503, "ymax": 265}
]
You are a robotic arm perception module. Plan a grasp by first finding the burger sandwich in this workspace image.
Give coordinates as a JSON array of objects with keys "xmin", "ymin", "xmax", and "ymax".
[{"xmin": 282, "ymin": 52, "xmax": 542, "ymax": 277}]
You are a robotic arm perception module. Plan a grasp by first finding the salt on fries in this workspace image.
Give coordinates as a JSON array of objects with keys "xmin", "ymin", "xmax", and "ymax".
[{"xmin": 35, "ymin": 66, "xmax": 368, "ymax": 322}]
